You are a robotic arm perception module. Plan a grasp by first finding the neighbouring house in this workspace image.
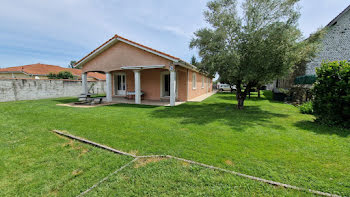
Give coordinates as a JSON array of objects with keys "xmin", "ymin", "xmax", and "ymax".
[
  {"xmin": 75, "ymin": 34, "xmax": 213, "ymax": 106},
  {"xmin": 272, "ymin": 4, "xmax": 350, "ymax": 89},
  {"xmin": 306, "ymin": 4, "xmax": 350, "ymax": 75},
  {"xmin": 0, "ymin": 63, "xmax": 106, "ymax": 81}
]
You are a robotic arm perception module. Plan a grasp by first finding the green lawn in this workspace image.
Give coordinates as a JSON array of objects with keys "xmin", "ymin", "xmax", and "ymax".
[
  {"xmin": 0, "ymin": 122, "xmax": 132, "ymax": 196},
  {"xmin": 87, "ymin": 158, "xmax": 312, "ymax": 196},
  {"xmin": 1, "ymin": 91, "xmax": 349, "ymax": 196}
]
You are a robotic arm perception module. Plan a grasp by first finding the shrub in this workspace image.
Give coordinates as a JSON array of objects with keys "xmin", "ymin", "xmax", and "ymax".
[
  {"xmin": 313, "ymin": 61, "xmax": 350, "ymax": 128},
  {"xmin": 294, "ymin": 75, "xmax": 317, "ymax": 85},
  {"xmin": 47, "ymin": 72, "xmax": 57, "ymax": 79},
  {"xmin": 299, "ymin": 101, "xmax": 313, "ymax": 114},
  {"xmin": 47, "ymin": 71, "xmax": 74, "ymax": 79},
  {"xmin": 289, "ymin": 86, "xmax": 313, "ymax": 104},
  {"xmin": 57, "ymin": 71, "xmax": 74, "ymax": 79}
]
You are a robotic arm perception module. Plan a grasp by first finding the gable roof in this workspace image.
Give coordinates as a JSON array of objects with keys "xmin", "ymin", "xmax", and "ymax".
[
  {"xmin": 327, "ymin": 4, "xmax": 350, "ymax": 27},
  {"xmin": 0, "ymin": 63, "xmax": 106, "ymax": 80},
  {"xmin": 74, "ymin": 34, "xmax": 199, "ymax": 72}
]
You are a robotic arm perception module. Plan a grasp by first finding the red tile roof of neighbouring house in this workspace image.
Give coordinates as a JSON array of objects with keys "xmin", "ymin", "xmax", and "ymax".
[{"xmin": 0, "ymin": 63, "xmax": 106, "ymax": 80}]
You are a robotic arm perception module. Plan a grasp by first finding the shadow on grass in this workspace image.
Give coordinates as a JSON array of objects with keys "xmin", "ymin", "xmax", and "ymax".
[
  {"xmin": 216, "ymin": 91, "xmax": 275, "ymax": 103},
  {"xmin": 150, "ymin": 101, "xmax": 289, "ymax": 131},
  {"xmin": 294, "ymin": 120, "xmax": 350, "ymax": 137},
  {"xmin": 52, "ymin": 98, "xmax": 79, "ymax": 104},
  {"xmin": 106, "ymin": 103, "xmax": 160, "ymax": 109}
]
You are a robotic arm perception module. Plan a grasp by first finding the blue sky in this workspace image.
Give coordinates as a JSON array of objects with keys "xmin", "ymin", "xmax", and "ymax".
[{"xmin": 0, "ymin": 0, "xmax": 348, "ymax": 68}]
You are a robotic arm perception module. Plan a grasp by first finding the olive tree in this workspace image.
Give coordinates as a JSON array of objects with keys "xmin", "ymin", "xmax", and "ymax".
[{"xmin": 190, "ymin": 0, "xmax": 323, "ymax": 109}]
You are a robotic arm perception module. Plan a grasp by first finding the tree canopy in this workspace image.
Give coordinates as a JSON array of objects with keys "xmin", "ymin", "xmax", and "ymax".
[
  {"xmin": 69, "ymin": 60, "xmax": 77, "ymax": 69},
  {"xmin": 190, "ymin": 0, "xmax": 323, "ymax": 109}
]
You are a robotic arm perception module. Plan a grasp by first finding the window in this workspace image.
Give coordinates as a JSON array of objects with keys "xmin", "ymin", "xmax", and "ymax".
[
  {"xmin": 202, "ymin": 76, "xmax": 205, "ymax": 88},
  {"xmin": 192, "ymin": 73, "xmax": 196, "ymax": 89}
]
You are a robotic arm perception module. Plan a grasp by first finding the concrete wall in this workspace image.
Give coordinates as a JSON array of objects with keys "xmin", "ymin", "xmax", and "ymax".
[
  {"xmin": 306, "ymin": 10, "xmax": 350, "ymax": 75},
  {"xmin": 0, "ymin": 79, "xmax": 106, "ymax": 102}
]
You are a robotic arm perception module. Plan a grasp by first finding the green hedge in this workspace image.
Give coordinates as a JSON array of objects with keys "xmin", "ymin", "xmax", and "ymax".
[
  {"xmin": 294, "ymin": 75, "xmax": 317, "ymax": 85},
  {"xmin": 48, "ymin": 71, "xmax": 74, "ymax": 79},
  {"xmin": 313, "ymin": 61, "xmax": 350, "ymax": 128}
]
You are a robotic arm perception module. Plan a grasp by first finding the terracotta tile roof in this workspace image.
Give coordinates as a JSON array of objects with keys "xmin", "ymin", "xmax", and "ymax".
[
  {"xmin": 86, "ymin": 71, "xmax": 106, "ymax": 80},
  {"xmin": 0, "ymin": 63, "xmax": 106, "ymax": 80},
  {"xmin": 75, "ymin": 34, "xmax": 181, "ymax": 66}
]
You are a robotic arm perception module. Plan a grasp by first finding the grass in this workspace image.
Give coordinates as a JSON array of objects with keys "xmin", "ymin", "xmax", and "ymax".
[
  {"xmin": 1, "ymin": 91, "xmax": 349, "ymax": 196},
  {"xmin": 87, "ymin": 158, "xmax": 312, "ymax": 196},
  {"xmin": 0, "ymin": 126, "xmax": 132, "ymax": 196}
]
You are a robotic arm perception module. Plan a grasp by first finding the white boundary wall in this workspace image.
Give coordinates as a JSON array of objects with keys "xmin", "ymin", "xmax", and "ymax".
[{"xmin": 0, "ymin": 79, "xmax": 106, "ymax": 102}]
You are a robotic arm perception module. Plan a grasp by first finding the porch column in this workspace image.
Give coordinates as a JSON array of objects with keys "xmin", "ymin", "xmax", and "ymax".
[
  {"xmin": 106, "ymin": 72, "xmax": 112, "ymax": 102},
  {"xmin": 82, "ymin": 72, "xmax": 88, "ymax": 95},
  {"xmin": 170, "ymin": 70, "xmax": 176, "ymax": 106},
  {"xmin": 134, "ymin": 70, "xmax": 141, "ymax": 104}
]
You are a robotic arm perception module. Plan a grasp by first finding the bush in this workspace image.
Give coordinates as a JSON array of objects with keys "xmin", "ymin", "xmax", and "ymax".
[
  {"xmin": 57, "ymin": 71, "xmax": 74, "ymax": 79},
  {"xmin": 48, "ymin": 71, "xmax": 74, "ymax": 79},
  {"xmin": 294, "ymin": 75, "xmax": 317, "ymax": 85},
  {"xmin": 313, "ymin": 61, "xmax": 350, "ymax": 128},
  {"xmin": 289, "ymin": 86, "xmax": 313, "ymax": 104},
  {"xmin": 47, "ymin": 72, "xmax": 57, "ymax": 79},
  {"xmin": 299, "ymin": 101, "xmax": 313, "ymax": 114}
]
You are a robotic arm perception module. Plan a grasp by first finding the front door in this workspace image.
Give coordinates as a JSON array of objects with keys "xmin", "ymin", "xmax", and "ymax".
[
  {"xmin": 114, "ymin": 73, "xmax": 126, "ymax": 95},
  {"xmin": 163, "ymin": 74, "xmax": 170, "ymax": 97}
]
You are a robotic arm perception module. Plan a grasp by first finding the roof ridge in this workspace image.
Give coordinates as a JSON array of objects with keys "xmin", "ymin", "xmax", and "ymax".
[
  {"xmin": 327, "ymin": 4, "xmax": 350, "ymax": 27},
  {"xmin": 75, "ymin": 34, "xmax": 181, "ymax": 67}
]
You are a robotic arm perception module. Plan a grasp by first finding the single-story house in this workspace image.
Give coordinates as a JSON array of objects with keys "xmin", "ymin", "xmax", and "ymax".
[
  {"xmin": 0, "ymin": 63, "xmax": 105, "ymax": 81},
  {"xmin": 75, "ymin": 34, "xmax": 213, "ymax": 106}
]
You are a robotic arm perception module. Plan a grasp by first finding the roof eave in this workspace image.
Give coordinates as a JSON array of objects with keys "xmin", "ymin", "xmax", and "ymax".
[
  {"xmin": 326, "ymin": 4, "xmax": 350, "ymax": 27},
  {"xmin": 75, "ymin": 35, "xmax": 181, "ymax": 68},
  {"xmin": 75, "ymin": 37, "xmax": 119, "ymax": 68},
  {"xmin": 116, "ymin": 37, "xmax": 180, "ymax": 62}
]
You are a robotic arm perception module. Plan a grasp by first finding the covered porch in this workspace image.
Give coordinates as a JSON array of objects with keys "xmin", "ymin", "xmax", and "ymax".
[{"xmin": 81, "ymin": 65, "xmax": 180, "ymax": 106}]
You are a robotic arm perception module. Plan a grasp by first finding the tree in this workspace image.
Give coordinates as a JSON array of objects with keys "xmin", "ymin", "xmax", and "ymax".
[
  {"xmin": 190, "ymin": 0, "xmax": 323, "ymax": 109},
  {"xmin": 191, "ymin": 55, "xmax": 198, "ymax": 66},
  {"xmin": 69, "ymin": 61, "xmax": 77, "ymax": 68}
]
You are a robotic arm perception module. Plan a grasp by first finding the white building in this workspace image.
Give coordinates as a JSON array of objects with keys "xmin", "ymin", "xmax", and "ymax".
[{"xmin": 306, "ymin": 5, "xmax": 350, "ymax": 75}]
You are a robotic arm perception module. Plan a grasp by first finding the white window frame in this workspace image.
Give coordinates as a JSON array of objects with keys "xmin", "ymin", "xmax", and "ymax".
[{"xmin": 192, "ymin": 73, "xmax": 197, "ymax": 89}]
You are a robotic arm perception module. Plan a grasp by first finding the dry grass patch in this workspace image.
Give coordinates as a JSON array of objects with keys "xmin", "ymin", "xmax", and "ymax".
[
  {"xmin": 134, "ymin": 157, "xmax": 168, "ymax": 168},
  {"xmin": 72, "ymin": 169, "xmax": 84, "ymax": 176},
  {"xmin": 225, "ymin": 160, "xmax": 234, "ymax": 166},
  {"xmin": 61, "ymin": 138, "xmax": 89, "ymax": 157},
  {"xmin": 129, "ymin": 150, "xmax": 139, "ymax": 156}
]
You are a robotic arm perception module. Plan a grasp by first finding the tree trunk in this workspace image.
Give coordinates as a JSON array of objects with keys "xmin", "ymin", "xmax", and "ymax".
[
  {"xmin": 237, "ymin": 95, "xmax": 245, "ymax": 109},
  {"xmin": 236, "ymin": 81, "xmax": 247, "ymax": 110},
  {"xmin": 258, "ymin": 87, "xmax": 261, "ymax": 98},
  {"xmin": 248, "ymin": 90, "xmax": 251, "ymax": 99}
]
